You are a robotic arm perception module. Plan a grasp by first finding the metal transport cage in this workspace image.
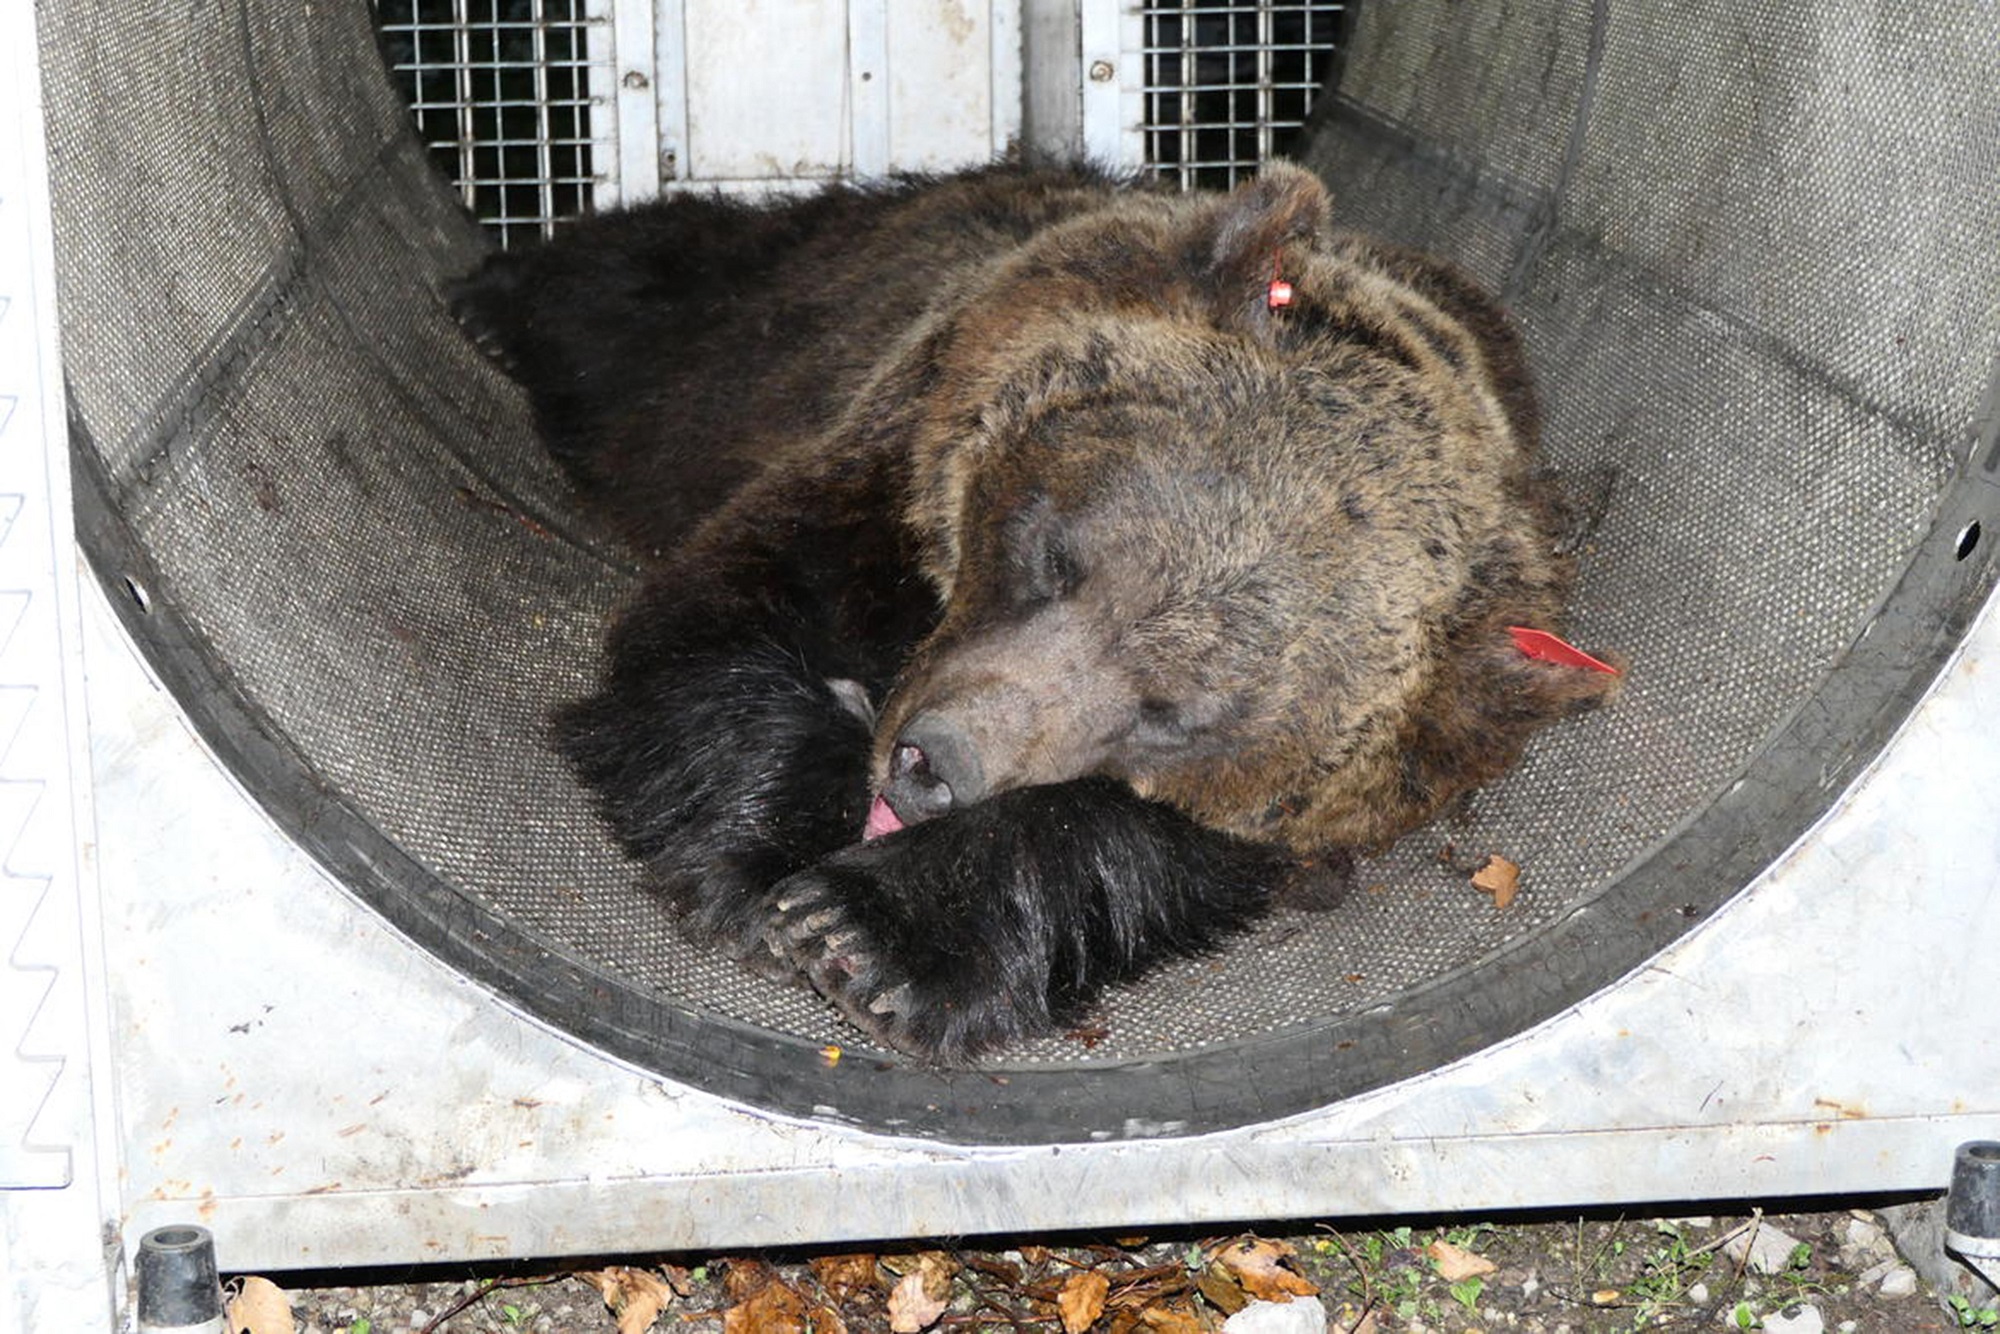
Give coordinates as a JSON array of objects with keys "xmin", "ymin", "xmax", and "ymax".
[{"xmin": 6, "ymin": 0, "xmax": 2000, "ymax": 1326}]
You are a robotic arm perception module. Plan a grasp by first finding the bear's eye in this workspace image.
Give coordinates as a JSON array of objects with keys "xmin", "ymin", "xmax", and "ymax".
[
  {"xmin": 1133, "ymin": 697, "xmax": 1188, "ymax": 745},
  {"xmin": 1036, "ymin": 538, "xmax": 1082, "ymax": 601},
  {"xmin": 1010, "ymin": 522, "xmax": 1082, "ymax": 607},
  {"xmin": 1000, "ymin": 495, "xmax": 1083, "ymax": 609}
]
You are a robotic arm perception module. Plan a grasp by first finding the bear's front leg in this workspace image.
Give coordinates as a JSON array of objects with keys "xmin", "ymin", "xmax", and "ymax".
[
  {"xmin": 765, "ymin": 779, "xmax": 1286, "ymax": 1061},
  {"xmin": 558, "ymin": 613, "xmax": 878, "ymax": 971}
]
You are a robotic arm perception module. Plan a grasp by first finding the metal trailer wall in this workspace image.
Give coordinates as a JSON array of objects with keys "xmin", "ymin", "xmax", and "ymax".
[{"xmin": 5, "ymin": 0, "xmax": 2000, "ymax": 1327}]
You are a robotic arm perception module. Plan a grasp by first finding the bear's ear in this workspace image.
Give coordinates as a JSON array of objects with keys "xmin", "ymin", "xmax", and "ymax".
[{"xmin": 1195, "ymin": 161, "xmax": 1331, "ymax": 338}]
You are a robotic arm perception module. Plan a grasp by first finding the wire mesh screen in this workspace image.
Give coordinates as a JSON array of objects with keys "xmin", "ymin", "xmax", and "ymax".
[
  {"xmin": 374, "ymin": 0, "xmax": 608, "ymax": 247},
  {"xmin": 1140, "ymin": 1, "xmax": 1346, "ymax": 189}
]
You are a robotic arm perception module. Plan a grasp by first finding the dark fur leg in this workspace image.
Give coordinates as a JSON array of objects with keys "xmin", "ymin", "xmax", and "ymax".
[
  {"xmin": 764, "ymin": 779, "xmax": 1287, "ymax": 1061},
  {"xmin": 558, "ymin": 626, "xmax": 876, "ymax": 968}
]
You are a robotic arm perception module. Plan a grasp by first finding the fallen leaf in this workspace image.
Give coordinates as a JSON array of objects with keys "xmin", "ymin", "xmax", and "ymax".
[
  {"xmin": 1138, "ymin": 1299, "xmax": 1207, "ymax": 1334},
  {"xmin": 226, "ymin": 1276, "xmax": 294, "ymax": 1334},
  {"xmin": 582, "ymin": 1267, "xmax": 681, "ymax": 1334},
  {"xmin": 1195, "ymin": 1266, "xmax": 1249, "ymax": 1316},
  {"xmin": 1471, "ymin": 854, "xmax": 1521, "ymax": 909},
  {"xmin": 965, "ymin": 1254, "xmax": 1024, "ymax": 1286},
  {"xmin": 1058, "ymin": 1269, "xmax": 1110, "ymax": 1334},
  {"xmin": 1102, "ymin": 1262, "xmax": 1193, "ymax": 1312},
  {"xmin": 725, "ymin": 1273, "xmax": 809, "ymax": 1334},
  {"xmin": 810, "ymin": 1253, "xmax": 881, "ymax": 1301},
  {"xmin": 888, "ymin": 1270, "xmax": 949, "ymax": 1332},
  {"xmin": 1212, "ymin": 1237, "xmax": 1318, "ymax": 1302},
  {"xmin": 1020, "ymin": 1244, "xmax": 1054, "ymax": 1266},
  {"xmin": 1425, "ymin": 1239, "xmax": 1497, "ymax": 1283},
  {"xmin": 886, "ymin": 1251, "xmax": 957, "ymax": 1333}
]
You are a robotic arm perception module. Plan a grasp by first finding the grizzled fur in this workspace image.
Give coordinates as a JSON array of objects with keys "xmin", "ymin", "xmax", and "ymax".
[{"xmin": 454, "ymin": 162, "xmax": 1617, "ymax": 1061}]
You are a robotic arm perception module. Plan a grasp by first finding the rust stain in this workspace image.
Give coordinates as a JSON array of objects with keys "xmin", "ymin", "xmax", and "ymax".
[
  {"xmin": 336, "ymin": 1123, "xmax": 367, "ymax": 1138},
  {"xmin": 1812, "ymin": 1098, "xmax": 1867, "ymax": 1120}
]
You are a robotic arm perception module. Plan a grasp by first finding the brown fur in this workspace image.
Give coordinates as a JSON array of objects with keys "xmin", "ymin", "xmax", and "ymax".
[
  {"xmin": 818, "ymin": 162, "xmax": 1619, "ymax": 856},
  {"xmin": 457, "ymin": 160, "xmax": 1618, "ymax": 1057}
]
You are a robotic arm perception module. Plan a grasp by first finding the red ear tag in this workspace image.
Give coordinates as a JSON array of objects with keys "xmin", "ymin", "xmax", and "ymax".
[
  {"xmin": 1266, "ymin": 278, "xmax": 1294, "ymax": 309},
  {"xmin": 1507, "ymin": 626, "xmax": 1621, "ymax": 675}
]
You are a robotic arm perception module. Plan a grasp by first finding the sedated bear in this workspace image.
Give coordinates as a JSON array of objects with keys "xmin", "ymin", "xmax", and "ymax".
[{"xmin": 454, "ymin": 161, "xmax": 1619, "ymax": 1062}]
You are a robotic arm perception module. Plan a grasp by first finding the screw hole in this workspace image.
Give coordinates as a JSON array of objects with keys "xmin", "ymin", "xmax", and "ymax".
[
  {"xmin": 1955, "ymin": 520, "xmax": 1981, "ymax": 562},
  {"xmin": 122, "ymin": 576, "xmax": 152, "ymax": 613}
]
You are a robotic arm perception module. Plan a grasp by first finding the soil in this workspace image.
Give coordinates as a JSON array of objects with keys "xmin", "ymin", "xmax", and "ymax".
[{"xmin": 255, "ymin": 1199, "xmax": 1987, "ymax": 1334}]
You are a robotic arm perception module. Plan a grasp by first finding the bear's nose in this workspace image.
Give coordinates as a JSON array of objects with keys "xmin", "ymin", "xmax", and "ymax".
[{"xmin": 883, "ymin": 714, "xmax": 985, "ymax": 825}]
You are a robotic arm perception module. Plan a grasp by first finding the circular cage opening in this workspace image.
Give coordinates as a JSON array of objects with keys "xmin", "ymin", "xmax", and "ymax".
[{"xmin": 40, "ymin": 0, "xmax": 2000, "ymax": 1141}]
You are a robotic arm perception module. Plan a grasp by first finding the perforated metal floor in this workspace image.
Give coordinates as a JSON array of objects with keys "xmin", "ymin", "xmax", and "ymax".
[{"xmin": 39, "ymin": 0, "xmax": 2000, "ymax": 1140}]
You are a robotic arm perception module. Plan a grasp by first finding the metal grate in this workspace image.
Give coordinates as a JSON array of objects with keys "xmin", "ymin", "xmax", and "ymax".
[
  {"xmin": 374, "ymin": 0, "xmax": 610, "ymax": 248},
  {"xmin": 1140, "ymin": 1, "xmax": 1347, "ymax": 190}
]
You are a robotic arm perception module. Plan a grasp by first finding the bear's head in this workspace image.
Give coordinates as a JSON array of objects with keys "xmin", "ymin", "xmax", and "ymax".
[{"xmin": 860, "ymin": 164, "xmax": 1617, "ymax": 855}]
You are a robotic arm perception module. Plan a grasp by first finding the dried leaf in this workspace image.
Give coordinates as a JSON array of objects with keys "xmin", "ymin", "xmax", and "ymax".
[
  {"xmin": 725, "ymin": 1259, "xmax": 784, "ymax": 1301},
  {"xmin": 582, "ymin": 1266, "xmax": 681, "ymax": 1334},
  {"xmin": 885, "ymin": 1251, "xmax": 957, "ymax": 1333},
  {"xmin": 1020, "ymin": 1244, "xmax": 1054, "ymax": 1266},
  {"xmin": 888, "ymin": 1270, "xmax": 950, "ymax": 1332},
  {"xmin": 1471, "ymin": 854, "xmax": 1521, "ymax": 909},
  {"xmin": 965, "ymin": 1254, "xmax": 1024, "ymax": 1286},
  {"xmin": 1213, "ymin": 1237, "xmax": 1318, "ymax": 1302},
  {"xmin": 725, "ymin": 1273, "xmax": 809, "ymax": 1334},
  {"xmin": 810, "ymin": 1253, "xmax": 881, "ymax": 1301},
  {"xmin": 1138, "ymin": 1299, "xmax": 1207, "ymax": 1334},
  {"xmin": 1103, "ymin": 1264, "xmax": 1193, "ymax": 1312},
  {"xmin": 1194, "ymin": 1266, "xmax": 1249, "ymax": 1316},
  {"xmin": 1425, "ymin": 1239, "xmax": 1497, "ymax": 1283},
  {"xmin": 226, "ymin": 1275, "xmax": 294, "ymax": 1334},
  {"xmin": 1058, "ymin": 1270, "xmax": 1111, "ymax": 1334}
]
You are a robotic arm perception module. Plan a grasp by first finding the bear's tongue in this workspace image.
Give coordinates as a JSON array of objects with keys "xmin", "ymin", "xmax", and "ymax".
[{"xmin": 863, "ymin": 794, "xmax": 905, "ymax": 841}]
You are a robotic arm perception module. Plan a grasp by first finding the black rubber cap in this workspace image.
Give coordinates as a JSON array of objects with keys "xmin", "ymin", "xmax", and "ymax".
[
  {"xmin": 1948, "ymin": 1141, "xmax": 2000, "ymax": 1244},
  {"xmin": 136, "ymin": 1224, "xmax": 223, "ymax": 1328}
]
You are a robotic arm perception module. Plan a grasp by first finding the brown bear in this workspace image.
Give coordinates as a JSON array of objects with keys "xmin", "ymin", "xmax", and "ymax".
[{"xmin": 453, "ymin": 161, "xmax": 1618, "ymax": 1062}]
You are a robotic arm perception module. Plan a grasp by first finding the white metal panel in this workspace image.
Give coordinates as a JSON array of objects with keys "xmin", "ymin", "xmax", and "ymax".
[
  {"xmin": 0, "ymin": 5, "xmax": 119, "ymax": 1327},
  {"xmin": 596, "ymin": 0, "xmax": 662, "ymax": 202},
  {"xmin": 1020, "ymin": 0, "xmax": 1082, "ymax": 160},
  {"xmin": 1077, "ymin": 0, "xmax": 1123, "ymax": 163},
  {"xmin": 886, "ymin": 0, "xmax": 994, "ymax": 171},
  {"xmin": 988, "ymin": 0, "xmax": 1025, "ymax": 160},
  {"xmin": 667, "ymin": 1, "xmax": 1019, "ymax": 192},
  {"xmin": 683, "ymin": 0, "xmax": 851, "ymax": 181},
  {"xmin": 850, "ymin": 0, "xmax": 891, "ymax": 179}
]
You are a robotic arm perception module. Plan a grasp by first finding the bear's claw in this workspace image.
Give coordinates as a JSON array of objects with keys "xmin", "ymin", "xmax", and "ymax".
[{"xmin": 762, "ymin": 881, "xmax": 950, "ymax": 1058}]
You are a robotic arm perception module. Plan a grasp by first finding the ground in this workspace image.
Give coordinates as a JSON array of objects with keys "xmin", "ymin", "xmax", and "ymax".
[{"xmin": 245, "ymin": 1201, "xmax": 1991, "ymax": 1334}]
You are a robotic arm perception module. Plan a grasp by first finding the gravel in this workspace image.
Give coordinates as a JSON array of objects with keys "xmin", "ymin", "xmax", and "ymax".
[{"xmin": 248, "ymin": 1199, "xmax": 1998, "ymax": 1334}]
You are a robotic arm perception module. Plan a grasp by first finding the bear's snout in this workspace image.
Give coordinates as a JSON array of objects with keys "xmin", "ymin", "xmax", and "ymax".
[{"xmin": 879, "ymin": 714, "xmax": 987, "ymax": 829}]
